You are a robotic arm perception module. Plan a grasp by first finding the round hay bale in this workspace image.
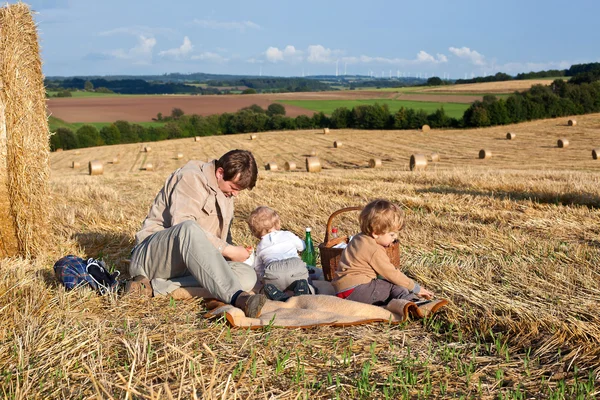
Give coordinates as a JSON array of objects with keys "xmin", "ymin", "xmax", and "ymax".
[
  {"xmin": 284, "ymin": 161, "xmax": 296, "ymax": 171},
  {"xmin": 306, "ymin": 157, "xmax": 322, "ymax": 173},
  {"xmin": 506, "ymin": 132, "xmax": 516, "ymax": 140},
  {"xmin": 421, "ymin": 125, "xmax": 431, "ymax": 132},
  {"xmin": 557, "ymin": 138, "xmax": 569, "ymax": 148},
  {"xmin": 568, "ymin": 119, "xmax": 577, "ymax": 126},
  {"xmin": 110, "ymin": 157, "xmax": 119, "ymax": 164},
  {"xmin": 592, "ymin": 149, "xmax": 599, "ymax": 160},
  {"xmin": 144, "ymin": 163, "xmax": 153, "ymax": 171},
  {"xmin": 265, "ymin": 162, "xmax": 278, "ymax": 171},
  {"xmin": 479, "ymin": 149, "xmax": 492, "ymax": 159},
  {"xmin": 176, "ymin": 153, "xmax": 184, "ymax": 159},
  {"xmin": 0, "ymin": 4, "xmax": 51, "ymax": 258},
  {"xmin": 430, "ymin": 153, "xmax": 440, "ymax": 162},
  {"xmin": 143, "ymin": 146, "xmax": 152, "ymax": 152},
  {"xmin": 194, "ymin": 136, "xmax": 201, "ymax": 142},
  {"xmin": 334, "ymin": 141, "xmax": 342, "ymax": 148},
  {"xmin": 74, "ymin": 150, "xmax": 80, "ymax": 155},
  {"xmin": 71, "ymin": 161, "xmax": 80, "ymax": 168},
  {"xmin": 88, "ymin": 160, "xmax": 103, "ymax": 175},
  {"xmin": 409, "ymin": 154, "xmax": 427, "ymax": 171},
  {"xmin": 55, "ymin": 148, "xmax": 63, "ymax": 152},
  {"xmin": 249, "ymin": 134, "xmax": 257, "ymax": 140},
  {"xmin": 323, "ymin": 128, "xmax": 330, "ymax": 134},
  {"xmin": 368, "ymin": 158, "xmax": 382, "ymax": 168},
  {"xmin": 310, "ymin": 149, "xmax": 318, "ymax": 156}
]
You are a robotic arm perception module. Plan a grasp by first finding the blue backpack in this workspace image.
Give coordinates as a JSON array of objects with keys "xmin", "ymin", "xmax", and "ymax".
[{"xmin": 53, "ymin": 255, "xmax": 120, "ymax": 295}]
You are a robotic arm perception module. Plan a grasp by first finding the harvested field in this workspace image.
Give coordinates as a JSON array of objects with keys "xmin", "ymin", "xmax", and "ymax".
[
  {"xmin": 3, "ymin": 114, "xmax": 600, "ymax": 398},
  {"xmin": 422, "ymin": 79, "xmax": 556, "ymax": 94}
]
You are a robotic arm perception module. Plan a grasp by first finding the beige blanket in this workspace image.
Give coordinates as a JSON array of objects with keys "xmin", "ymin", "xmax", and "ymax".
[{"xmin": 168, "ymin": 281, "xmax": 448, "ymax": 329}]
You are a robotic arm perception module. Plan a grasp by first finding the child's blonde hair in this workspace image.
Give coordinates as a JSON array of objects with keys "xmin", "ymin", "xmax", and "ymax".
[
  {"xmin": 247, "ymin": 206, "xmax": 281, "ymax": 238},
  {"xmin": 359, "ymin": 199, "xmax": 404, "ymax": 236}
]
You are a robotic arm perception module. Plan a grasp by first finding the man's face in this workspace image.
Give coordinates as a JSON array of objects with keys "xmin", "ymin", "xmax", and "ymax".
[{"xmin": 216, "ymin": 167, "xmax": 244, "ymax": 198}]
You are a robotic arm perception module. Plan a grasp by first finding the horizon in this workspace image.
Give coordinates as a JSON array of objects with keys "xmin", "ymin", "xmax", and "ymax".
[{"xmin": 27, "ymin": 0, "xmax": 599, "ymax": 79}]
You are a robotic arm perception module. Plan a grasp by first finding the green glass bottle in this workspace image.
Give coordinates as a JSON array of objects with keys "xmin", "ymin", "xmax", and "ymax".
[{"xmin": 301, "ymin": 227, "xmax": 316, "ymax": 269}]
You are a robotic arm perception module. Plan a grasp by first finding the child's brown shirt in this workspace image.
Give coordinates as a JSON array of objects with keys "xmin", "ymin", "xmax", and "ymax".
[{"xmin": 332, "ymin": 233, "xmax": 417, "ymax": 293}]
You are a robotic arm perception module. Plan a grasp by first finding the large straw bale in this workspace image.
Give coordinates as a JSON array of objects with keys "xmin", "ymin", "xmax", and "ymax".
[
  {"xmin": 592, "ymin": 149, "xmax": 599, "ymax": 160},
  {"xmin": 0, "ymin": 4, "xmax": 50, "ymax": 258},
  {"xmin": 284, "ymin": 161, "xmax": 296, "ymax": 171},
  {"xmin": 409, "ymin": 154, "xmax": 427, "ymax": 171},
  {"xmin": 557, "ymin": 138, "xmax": 569, "ymax": 148},
  {"xmin": 369, "ymin": 158, "xmax": 382, "ymax": 168},
  {"xmin": 306, "ymin": 157, "xmax": 322, "ymax": 173},
  {"xmin": 506, "ymin": 132, "xmax": 516, "ymax": 140},
  {"xmin": 421, "ymin": 124, "xmax": 431, "ymax": 132},
  {"xmin": 430, "ymin": 153, "xmax": 440, "ymax": 162},
  {"xmin": 479, "ymin": 149, "xmax": 492, "ymax": 159},
  {"xmin": 568, "ymin": 119, "xmax": 577, "ymax": 126},
  {"xmin": 265, "ymin": 162, "xmax": 278, "ymax": 171},
  {"xmin": 323, "ymin": 128, "xmax": 329, "ymax": 134},
  {"xmin": 88, "ymin": 160, "xmax": 103, "ymax": 175}
]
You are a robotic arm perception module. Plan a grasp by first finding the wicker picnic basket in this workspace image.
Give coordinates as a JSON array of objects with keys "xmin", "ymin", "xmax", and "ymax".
[{"xmin": 318, "ymin": 206, "xmax": 401, "ymax": 281}]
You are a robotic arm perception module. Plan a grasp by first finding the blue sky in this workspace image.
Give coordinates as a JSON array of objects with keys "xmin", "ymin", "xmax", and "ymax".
[{"xmin": 27, "ymin": 0, "xmax": 600, "ymax": 78}]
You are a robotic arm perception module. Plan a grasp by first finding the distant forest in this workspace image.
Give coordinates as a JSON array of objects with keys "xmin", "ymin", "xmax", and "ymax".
[{"xmin": 45, "ymin": 77, "xmax": 335, "ymax": 95}]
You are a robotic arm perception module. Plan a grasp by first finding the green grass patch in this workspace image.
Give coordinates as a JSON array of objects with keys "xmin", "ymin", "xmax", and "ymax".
[
  {"xmin": 48, "ymin": 116, "xmax": 165, "ymax": 132},
  {"xmin": 278, "ymin": 99, "xmax": 470, "ymax": 119}
]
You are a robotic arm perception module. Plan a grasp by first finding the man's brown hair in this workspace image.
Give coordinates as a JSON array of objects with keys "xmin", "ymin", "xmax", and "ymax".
[
  {"xmin": 359, "ymin": 199, "xmax": 404, "ymax": 236},
  {"xmin": 247, "ymin": 206, "xmax": 281, "ymax": 238},
  {"xmin": 216, "ymin": 150, "xmax": 258, "ymax": 190}
]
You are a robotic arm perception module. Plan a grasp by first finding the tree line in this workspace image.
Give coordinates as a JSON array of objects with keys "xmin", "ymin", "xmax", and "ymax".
[
  {"xmin": 454, "ymin": 62, "xmax": 600, "ymax": 85},
  {"xmin": 50, "ymin": 71, "xmax": 600, "ymax": 151}
]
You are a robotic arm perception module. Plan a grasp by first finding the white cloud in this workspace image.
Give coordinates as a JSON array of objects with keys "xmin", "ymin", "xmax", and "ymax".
[
  {"xmin": 159, "ymin": 36, "xmax": 194, "ymax": 59},
  {"xmin": 449, "ymin": 46, "xmax": 486, "ymax": 66},
  {"xmin": 99, "ymin": 26, "xmax": 175, "ymax": 38},
  {"xmin": 266, "ymin": 46, "xmax": 284, "ymax": 62},
  {"xmin": 193, "ymin": 19, "xmax": 261, "ymax": 32},
  {"xmin": 265, "ymin": 45, "xmax": 303, "ymax": 63},
  {"xmin": 307, "ymin": 45, "xmax": 335, "ymax": 63},
  {"xmin": 191, "ymin": 52, "xmax": 228, "ymax": 63},
  {"xmin": 350, "ymin": 51, "xmax": 446, "ymax": 65},
  {"xmin": 108, "ymin": 35, "xmax": 156, "ymax": 64}
]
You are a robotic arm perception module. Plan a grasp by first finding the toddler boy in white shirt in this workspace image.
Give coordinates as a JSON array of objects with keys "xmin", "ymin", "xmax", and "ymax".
[{"xmin": 248, "ymin": 206, "xmax": 315, "ymax": 300}]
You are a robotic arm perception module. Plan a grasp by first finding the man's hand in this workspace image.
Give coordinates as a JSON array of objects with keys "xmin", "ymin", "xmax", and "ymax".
[
  {"xmin": 418, "ymin": 287, "xmax": 435, "ymax": 299},
  {"xmin": 222, "ymin": 245, "xmax": 251, "ymax": 262}
]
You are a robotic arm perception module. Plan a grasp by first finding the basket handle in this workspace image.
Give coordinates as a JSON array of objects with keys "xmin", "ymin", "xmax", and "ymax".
[{"xmin": 323, "ymin": 206, "xmax": 362, "ymax": 247}]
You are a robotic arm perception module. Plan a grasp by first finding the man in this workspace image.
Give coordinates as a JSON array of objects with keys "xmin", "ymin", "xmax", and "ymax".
[{"xmin": 128, "ymin": 149, "xmax": 267, "ymax": 318}]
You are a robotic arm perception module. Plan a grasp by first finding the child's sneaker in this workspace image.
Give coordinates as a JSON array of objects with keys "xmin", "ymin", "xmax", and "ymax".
[
  {"xmin": 263, "ymin": 283, "xmax": 290, "ymax": 302},
  {"xmin": 289, "ymin": 279, "xmax": 311, "ymax": 296}
]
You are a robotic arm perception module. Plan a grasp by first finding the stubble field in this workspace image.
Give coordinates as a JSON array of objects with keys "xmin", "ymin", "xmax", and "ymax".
[{"xmin": 2, "ymin": 113, "xmax": 600, "ymax": 398}]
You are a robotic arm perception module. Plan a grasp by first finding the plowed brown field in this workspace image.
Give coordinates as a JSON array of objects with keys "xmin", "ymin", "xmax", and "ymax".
[{"xmin": 46, "ymin": 91, "xmax": 399, "ymax": 123}]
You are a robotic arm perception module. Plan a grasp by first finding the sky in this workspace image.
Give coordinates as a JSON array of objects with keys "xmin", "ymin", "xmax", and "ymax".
[{"xmin": 25, "ymin": 0, "xmax": 600, "ymax": 79}]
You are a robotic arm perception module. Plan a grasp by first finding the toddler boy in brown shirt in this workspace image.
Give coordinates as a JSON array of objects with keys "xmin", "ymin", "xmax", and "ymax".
[{"xmin": 332, "ymin": 199, "xmax": 439, "ymax": 317}]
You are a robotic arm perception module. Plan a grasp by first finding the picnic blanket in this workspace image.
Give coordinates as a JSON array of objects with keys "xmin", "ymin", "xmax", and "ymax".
[{"xmin": 166, "ymin": 280, "xmax": 448, "ymax": 329}]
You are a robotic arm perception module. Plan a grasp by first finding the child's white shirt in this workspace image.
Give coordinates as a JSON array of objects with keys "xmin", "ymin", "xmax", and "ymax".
[{"xmin": 255, "ymin": 230, "xmax": 305, "ymax": 277}]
